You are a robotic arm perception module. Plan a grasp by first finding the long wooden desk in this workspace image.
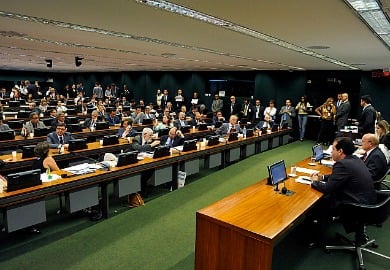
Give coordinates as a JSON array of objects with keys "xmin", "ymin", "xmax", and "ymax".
[
  {"xmin": 0, "ymin": 129, "xmax": 292, "ymax": 232},
  {"xmin": 195, "ymin": 158, "xmax": 332, "ymax": 270}
]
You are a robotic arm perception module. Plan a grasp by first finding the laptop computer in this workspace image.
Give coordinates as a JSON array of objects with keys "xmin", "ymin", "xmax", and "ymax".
[
  {"xmin": 142, "ymin": 118, "xmax": 153, "ymax": 125},
  {"xmin": 34, "ymin": 127, "xmax": 51, "ymax": 137}
]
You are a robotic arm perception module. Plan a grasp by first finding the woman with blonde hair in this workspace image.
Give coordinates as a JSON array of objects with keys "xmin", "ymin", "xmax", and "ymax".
[
  {"xmin": 315, "ymin": 97, "xmax": 336, "ymax": 145},
  {"xmin": 376, "ymin": 120, "xmax": 389, "ymax": 144}
]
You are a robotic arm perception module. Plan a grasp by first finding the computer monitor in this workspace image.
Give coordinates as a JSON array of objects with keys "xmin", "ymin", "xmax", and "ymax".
[
  {"xmin": 22, "ymin": 145, "xmax": 36, "ymax": 159},
  {"xmin": 66, "ymin": 123, "xmax": 83, "ymax": 133},
  {"xmin": 197, "ymin": 123, "xmax": 208, "ymax": 131},
  {"xmin": 6, "ymin": 169, "xmax": 42, "ymax": 192},
  {"xmin": 102, "ymin": 135, "xmax": 119, "ymax": 146},
  {"xmin": 281, "ymin": 122, "xmax": 289, "ymax": 129},
  {"xmin": 0, "ymin": 130, "xmax": 15, "ymax": 141},
  {"xmin": 271, "ymin": 123, "xmax": 279, "ymax": 132},
  {"xmin": 153, "ymin": 145, "xmax": 170, "ymax": 158},
  {"xmin": 142, "ymin": 118, "xmax": 153, "ymax": 125},
  {"xmin": 18, "ymin": 111, "xmax": 32, "ymax": 119},
  {"xmin": 158, "ymin": 128, "xmax": 169, "ymax": 137},
  {"xmin": 33, "ymin": 127, "xmax": 51, "ymax": 137},
  {"xmin": 260, "ymin": 127, "xmax": 268, "ymax": 134},
  {"xmin": 215, "ymin": 121, "xmax": 223, "ymax": 128},
  {"xmin": 8, "ymin": 101, "xmax": 20, "ymax": 107},
  {"xmin": 246, "ymin": 129, "xmax": 254, "ymax": 138},
  {"xmin": 95, "ymin": 121, "xmax": 109, "ymax": 130},
  {"xmin": 116, "ymin": 151, "xmax": 138, "ymax": 167},
  {"xmin": 68, "ymin": 138, "xmax": 88, "ymax": 151},
  {"xmin": 267, "ymin": 160, "xmax": 288, "ymax": 186},
  {"xmin": 180, "ymin": 125, "xmax": 191, "ymax": 134},
  {"xmin": 66, "ymin": 116, "xmax": 79, "ymax": 124},
  {"xmin": 182, "ymin": 139, "xmax": 197, "ymax": 152},
  {"xmin": 207, "ymin": 135, "xmax": 220, "ymax": 146},
  {"xmin": 312, "ymin": 144, "xmax": 324, "ymax": 162}
]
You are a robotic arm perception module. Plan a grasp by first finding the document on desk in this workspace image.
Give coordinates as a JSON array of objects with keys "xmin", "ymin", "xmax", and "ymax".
[
  {"xmin": 63, "ymin": 163, "xmax": 97, "ymax": 175},
  {"xmin": 41, "ymin": 173, "xmax": 61, "ymax": 182},
  {"xmin": 295, "ymin": 167, "xmax": 319, "ymax": 175},
  {"xmin": 295, "ymin": 176, "xmax": 312, "ymax": 185},
  {"xmin": 321, "ymin": 159, "xmax": 335, "ymax": 166}
]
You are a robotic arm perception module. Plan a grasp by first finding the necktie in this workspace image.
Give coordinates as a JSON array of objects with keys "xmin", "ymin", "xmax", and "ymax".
[
  {"xmin": 362, "ymin": 153, "xmax": 367, "ymax": 162},
  {"xmin": 59, "ymin": 136, "xmax": 64, "ymax": 145}
]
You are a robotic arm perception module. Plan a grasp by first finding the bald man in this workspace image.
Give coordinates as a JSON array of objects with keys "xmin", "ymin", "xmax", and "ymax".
[{"xmin": 360, "ymin": 133, "xmax": 388, "ymax": 183}]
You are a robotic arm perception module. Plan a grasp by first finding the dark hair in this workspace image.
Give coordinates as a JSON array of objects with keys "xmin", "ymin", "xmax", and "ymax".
[
  {"xmin": 334, "ymin": 137, "xmax": 355, "ymax": 155},
  {"xmin": 361, "ymin": 95, "xmax": 372, "ymax": 104},
  {"xmin": 34, "ymin": 142, "xmax": 50, "ymax": 158},
  {"xmin": 56, "ymin": 122, "xmax": 66, "ymax": 129},
  {"xmin": 29, "ymin": 112, "xmax": 39, "ymax": 119}
]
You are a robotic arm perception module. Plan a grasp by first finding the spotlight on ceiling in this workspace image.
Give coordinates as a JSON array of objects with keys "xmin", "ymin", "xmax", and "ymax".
[
  {"xmin": 45, "ymin": 59, "xmax": 52, "ymax": 68},
  {"xmin": 75, "ymin": 57, "xmax": 83, "ymax": 67}
]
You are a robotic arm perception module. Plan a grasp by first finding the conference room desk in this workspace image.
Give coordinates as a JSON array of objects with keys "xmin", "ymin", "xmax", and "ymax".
[
  {"xmin": 195, "ymin": 158, "xmax": 332, "ymax": 270},
  {"xmin": 0, "ymin": 129, "xmax": 291, "ymax": 232}
]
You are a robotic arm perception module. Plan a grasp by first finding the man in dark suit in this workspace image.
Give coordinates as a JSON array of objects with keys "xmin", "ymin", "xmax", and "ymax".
[
  {"xmin": 159, "ymin": 127, "xmax": 185, "ymax": 147},
  {"xmin": 47, "ymin": 123, "xmax": 74, "ymax": 149},
  {"xmin": 357, "ymin": 95, "xmax": 376, "ymax": 136},
  {"xmin": 216, "ymin": 115, "xmax": 242, "ymax": 136},
  {"xmin": 335, "ymin": 93, "xmax": 351, "ymax": 131},
  {"xmin": 225, "ymin": 96, "xmax": 240, "ymax": 118},
  {"xmin": 251, "ymin": 99, "xmax": 265, "ymax": 125},
  {"xmin": 309, "ymin": 137, "xmax": 377, "ymax": 246},
  {"xmin": 130, "ymin": 127, "xmax": 160, "ymax": 152},
  {"xmin": 161, "ymin": 89, "xmax": 171, "ymax": 109},
  {"xmin": 173, "ymin": 112, "xmax": 188, "ymax": 130},
  {"xmin": 360, "ymin": 133, "xmax": 388, "ymax": 183},
  {"xmin": 240, "ymin": 98, "xmax": 253, "ymax": 122}
]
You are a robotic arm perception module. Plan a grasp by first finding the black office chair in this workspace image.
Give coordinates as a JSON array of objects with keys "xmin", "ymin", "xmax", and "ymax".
[
  {"xmin": 325, "ymin": 190, "xmax": 390, "ymax": 270},
  {"xmin": 373, "ymin": 168, "xmax": 390, "ymax": 190}
]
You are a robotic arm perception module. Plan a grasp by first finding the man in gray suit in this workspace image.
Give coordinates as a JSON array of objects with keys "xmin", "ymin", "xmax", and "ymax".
[
  {"xmin": 335, "ymin": 93, "xmax": 351, "ymax": 131},
  {"xmin": 279, "ymin": 99, "xmax": 296, "ymax": 128},
  {"xmin": 211, "ymin": 94, "xmax": 223, "ymax": 114},
  {"xmin": 47, "ymin": 123, "xmax": 74, "ymax": 149},
  {"xmin": 130, "ymin": 127, "xmax": 160, "ymax": 152},
  {"xmin": 22, "ymin": 112, "xmax": 47, "ymax": 137},
  {"xmin": 216, "ymin": 115, "xmax": 242, "ymax": 136}
]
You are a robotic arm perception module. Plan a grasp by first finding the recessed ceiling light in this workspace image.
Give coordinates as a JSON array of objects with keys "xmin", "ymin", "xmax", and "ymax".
[{"xmin": 161, "ymin": 53, "xmax": 176, "ymax": 57}]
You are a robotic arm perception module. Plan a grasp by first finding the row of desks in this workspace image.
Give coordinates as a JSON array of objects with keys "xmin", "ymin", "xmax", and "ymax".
[
  {"xmin": 0, "ymin": 129, "xmax": 292, "ymax": 232},
  {"xmin": 195, "ymin": 157, "xmax": 332, "ymax": 270}
]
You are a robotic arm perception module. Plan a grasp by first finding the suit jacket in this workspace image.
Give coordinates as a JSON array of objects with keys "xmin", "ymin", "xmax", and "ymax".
[
  {"xmin": 84, "ymin": 118, "xmax": 98, "ymax": 129},
  {"xmin": 117, "ymin": 127, "xmax": 137, "ymax": 138},
  {"xmin": 311, "ymin": 155, "xmax": 377, "ymax": 208},
  {"xmin": 358, "ymin": 104, "xmax": 376, "ymax": 135},
  {"xmin": 173, "ymin": 119, "xmax": 188, "ymax": 130},
  {"xmin": 134, "ymin": 112, "xmax": 156, "ymax": 124},
  {"xmin": 335, "ymin": 101, "xmax": 351, "ymax": 129},
  {"xmin": 225, "ymin": 102, "xmax": 240, "ymax": 118},
  {"xmin": 240, "ymin": 103, "xmax": 253, "ymax": 121},
  {"xmin": 23, "ymin": 120, "xmax": 47, "ymax": 135},
  {"xmin": 130, "ymin": 135, "xmax": 155, "ymax": 152},
  {"xmin": 363, "ymin": 147, "xmax": 388, "ymax": 182},
  {"xmin": 47, "ymin": 132, "xmax": 74, "ymax": 148},
  {"xmin": 251, "ymin": 105, "xmax": 265, "ymax": 123},
  {"xmin": 279, "ymin": 106, "xmax": 296, "ymax": 127},
  {"xmin": 161, "ymin": 95, "xmax": 171, "ymax": 109},
  {"xmin": 216, "ymin": 123, "xmax": 242, "ymax": 136},
  {"xmin": 211, "ymin": 99, "xmax": 223, "ymax": 113},
  {"xmin": 105, "ymin": 115, "xmax": 121, "ymax": 126},
  {"xmin": 159, "ymin": 135, "xmax": 185, "ymax": 147}
]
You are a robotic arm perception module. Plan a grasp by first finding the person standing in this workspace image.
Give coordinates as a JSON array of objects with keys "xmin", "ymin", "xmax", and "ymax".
[
  {"xmin": 357, "ymin": 95, "xmax": 376, "ymax": 137},
  {"xmin": 251, "ymin": 99, "xmax": 265, "ymax": 126},
  {"xmin": 211, "ymin": 94, "xmax": 223, "ymax": 114},
  {"xmin": 225, "ymin": 96, "xmax": 240, "ymax": 119},
  {"xmin": 279, "ymin": 99, "xmax": 295, "ymax": 128},
  {"xmin": 92, "ymin": 82, "xmax": 103, "ymax": 99},
  {"xmin": 295, "ymin": 96, "xmax": 312, "ymax": 141},
  {"xmin": 335, "ymin": 93, "xmax": 351, "ymax": 132},
  {"xmin": 315, "ymin": 97, "xmax": 336, "ymax": 145}
]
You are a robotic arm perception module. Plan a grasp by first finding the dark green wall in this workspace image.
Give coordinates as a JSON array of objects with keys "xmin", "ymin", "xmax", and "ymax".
[{"xmin": 1, "ymin": 70, "xmax": 389, "ymax": 120}]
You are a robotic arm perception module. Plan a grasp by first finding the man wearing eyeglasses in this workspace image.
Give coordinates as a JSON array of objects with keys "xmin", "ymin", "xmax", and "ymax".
[
  {"xmin": 21, "ymin": 112, "xmax": 47, "ymax": 137},
  {"xmin": 47, "ymin": 123, "xmax": 74, "ymax": 149}
]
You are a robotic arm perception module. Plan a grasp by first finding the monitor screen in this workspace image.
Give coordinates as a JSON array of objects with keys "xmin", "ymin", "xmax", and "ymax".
[
  {"xmin": 312, "ymin": 144, "xmax": 324, "ymax": 162},
  {"xmin": 116, "ymin": 151, "xmax": 138, "ymax": 167},
  {"xmin": 268, "ymin": 160, "xmax": 287, "ymax": 186},
  {"xmin": 6, "ymin": 169, "xmax": 42, "ymax": 192}
]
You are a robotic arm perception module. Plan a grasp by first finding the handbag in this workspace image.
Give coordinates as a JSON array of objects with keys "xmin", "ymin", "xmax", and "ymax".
[{"xmin": 127, "ymin": 193, "xmax": 145, "ymax": 208}]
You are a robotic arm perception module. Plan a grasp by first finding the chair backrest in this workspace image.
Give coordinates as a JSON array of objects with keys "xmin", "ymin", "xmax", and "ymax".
[{"xmin": 340, "ymin": 190, "xmax": 390, "ymax": 229}]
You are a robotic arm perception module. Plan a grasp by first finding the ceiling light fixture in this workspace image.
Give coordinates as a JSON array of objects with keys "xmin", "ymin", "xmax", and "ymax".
[
  {"xmin": 75, "ymin": 56, "xmax": 83, "ymax": 67},
  {"xmin": 135, "ymin": 0, "xmax": 359, "ymax": 70},
  {"xmin": 344, "ymin": 0, "xmax": 390, "ymax": 49},
  {"xmin": 45, "ymin": 59, "xmax": 52, "ymax": 68}
]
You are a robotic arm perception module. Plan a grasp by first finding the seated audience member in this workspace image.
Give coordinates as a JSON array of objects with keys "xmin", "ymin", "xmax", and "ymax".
[
  {"xmin": 84, "ymin": 110, "xmax": 99, "ymax": 130},
  {"xmin": 153, "ymin": 116, "xmax": 171, "ymax": 133},
  {"xmin": 129, "ymin": 128, "xmax": 160, "ymax": 152},
  {"xmin": 0, "ymin": 87, "xmax": 10, "ymax": 99},
  {"xmin": 190, "ymin": 112, "xmax": 206, "ymax": 126},
  {"xmin": 133, "ymin": 106, "xmax": 155, "ymax": 124},
  {"xmin": 47, "ymin": 123, "xmax": 74, "ymax": 149},
  {"xmin": 48, "ymin": 109, "xmax": 57, "ymax": 119},
  {"xmin": 216, "ymin": 115, "xmax": 242, "ymax": 136},
  {"xmin": 131, "ymin": 106, "xmax": 143, "ymax": 124},
  {"xmin": 360, "ymin": 133, "xmax": 388, "ymax": 183},
  {"xmin": 32, "ymin": 142, "xmax": 60, "ymax": 173},
  {"xmin": 28, "ymin": 102, "xmax": 42, "ymax": 115},
  {"xmin": 159, "ymin": 127, "xmax": 185, "ymax": 147},
  {"xmin": 309, "ymin": 137, "xmax": 377, "ymax": 245},
  {"xmin": 117, "ymin": 119, "xmax": 137, "ymax": 138},
  {"xmin": 0, "ymin": 115, "xmax": 12, "ymax": 131},
  {"xmin": 105, "ymin": 110, "xmax": 121, "ymax": 126},
  {"xmin": 56, "ymin": 100, "xmax": 67, "ymax": 114},
  {"xmin": 22, "ymin": 112, "xmax": 47, "ymax": 136},
  {"xmin": 173, "ymin": 112, "xmax": 188, "ymax": 130},
  {"xmin": 51, "ymin": 112, "xmax": 70, "ymax": 131},
  {"xmin": 39, "ymin": 99, "xmax": 49, "ymax": 114},
  {"xmin": 212, "ymin": 111, "xmax": 226, "ymax": 124},
  {"xmin": 375, "ymin": 120, "xmax": 389, "ymax": 144}
]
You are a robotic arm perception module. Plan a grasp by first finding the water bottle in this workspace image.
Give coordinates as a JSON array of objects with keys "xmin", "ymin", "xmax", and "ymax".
[{"xmin": 243, "ymin": 126, "xmax": 247, "ymax": 139}]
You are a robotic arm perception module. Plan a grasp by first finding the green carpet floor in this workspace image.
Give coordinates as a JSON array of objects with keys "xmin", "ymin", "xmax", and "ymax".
[{"xmin": 0, "ymin": 140, "xmax": 389, "ymax": 270}]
